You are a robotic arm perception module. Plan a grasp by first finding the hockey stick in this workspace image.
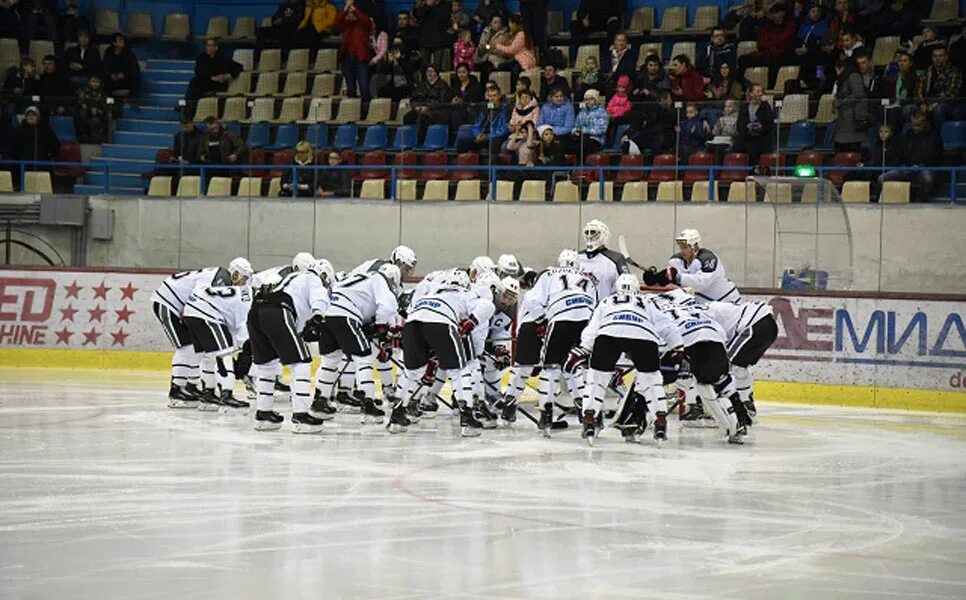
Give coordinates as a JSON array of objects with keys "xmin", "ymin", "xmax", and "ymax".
[
  {"xmin": 387, "ymin": 356, "xmax": 455, "ymax": 410},
  {"xmin": 617, "ymin": 234, "xmax": 650, "ymax": 272}
]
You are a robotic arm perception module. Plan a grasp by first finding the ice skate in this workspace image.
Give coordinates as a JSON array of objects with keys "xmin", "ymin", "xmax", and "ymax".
[
  {"xmin": 581, "ymin": 410, "xmax": 597, "ymax": 446},
  {"xmin": 167, "ymin": 383, "xmax": 199, "ymax": 409},
  {"xmin": 291, "ymin": 411, "xmax": 324, "ymax": 434},
  {"xmin": 681, "ymin": 400, "xmax": 717, "ymax": 428},
  {"xmin": 730, "ymin": 393, "xmax": 754, "ymax": 429},
  {"xmin": 335, "ymin": 390, "xmax": 362, "ymax": 414},
  {"xmin": 196, "ymin": 387, "xmax": 222, "ymax": 412},
  {"xmin": 218, "ymin": 389, "xmax": 249, "ymax": 410},
  {"xmin": 405, "ymin": 403, "xmax": 422, "ymax": 424},
  {"xmin": 459, "ymin": 402, "xmax": 483, "ymax": 438},
  {"xmin": 387, "ymin": 403, "xmax": 411, "ymax": 434},
  {"xmin": 497, "ymin": 396, "xmax": 517, "ymax": 425},
  {"xmin": 310, "ymin": 390, "xmax": 337, "ymax": 420},
  {"xmin": 653, "ymin": 411, "xmax": 668, "ymax": 445},
  {"xmin": 254, "ymin": 410, "xmax": 284, "ymax": 431},
  {"xmin": 744, "ymin": 394, "xmax": 758, "ymax": 425},
  {"xmin": 537, "ymin": 403, "xmax": 553, "ymax": 438},
  {"xmin": 473, "ymin": 397, "xmax": 498, "ymax": 429},
  {"xmin": 727, "ymin": 425, "xmax": 747, "ymax": 445},
  {"xmin": 361, "ymin": 397, "xmax": 385, "ymax": 425},
  {"xmin": 418, "ymin": 397, "xmax": 438, "ymax": 419}
]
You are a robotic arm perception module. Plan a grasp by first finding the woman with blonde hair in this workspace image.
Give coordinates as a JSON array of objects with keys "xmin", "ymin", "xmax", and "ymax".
[{"xmin": 281, "ymin": 141, "xmax": 320, "ymax": 197}]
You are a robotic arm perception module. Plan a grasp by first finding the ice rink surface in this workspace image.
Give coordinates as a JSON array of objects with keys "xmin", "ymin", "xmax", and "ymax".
[{"xmin": 1, "ymin": 368, "xmax": 965, "ymax": 600}]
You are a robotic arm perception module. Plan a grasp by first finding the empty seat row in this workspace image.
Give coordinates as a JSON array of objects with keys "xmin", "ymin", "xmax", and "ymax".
[{"xmin": 94, "ymin": 12, "xmax": 257, "ymax": 42}]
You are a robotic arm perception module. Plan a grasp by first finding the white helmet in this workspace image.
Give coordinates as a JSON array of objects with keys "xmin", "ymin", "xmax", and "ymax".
[
  {"xmin": 497, "ymin": 254, "xmax": 521, "ymax": 277},
  {"xmin": 228, "ymin": 257, "xmax": 254, "ymax": 281},
  {"xmin": 675, "ymin": 228, "xmax": 701, "ymax": 248},
  {"xmin": 292, "ymin": 252, "xmax": 315, "ymax": 272},
  {"xmin": 500, "ymin": 276, "xmax": 520, "ymax": 300},
  {"xmin": 476, "ymin": 270, "xmax": 501, "ymax": 292},
  {"xmin": 378, "ymin": 263, "xmax": 402, "ymax": 292},
  {"xmin": 615, "ymin": 273, "xmax": 640, "ymax": 294},
  {"xmin": 557, "ymin": 248, "xmax": 579, "ymax": 269},
  {"xmin": 390, "ymin": 245, "xmax": 417, "ymax": 270},
  {"xmin": 583, "ymin": 220, "xmax": 610, "ymax": 252},
  {"xmin": 445, "ymin": 268, "xmax": 471, "ymax": 289},
  {"xmin": 469, "ymin": 255, "xmax": 496, "ymax": 280},
  {"xmin": 309, "ymin": 259, "xmax": 335, "ymax": 286}
]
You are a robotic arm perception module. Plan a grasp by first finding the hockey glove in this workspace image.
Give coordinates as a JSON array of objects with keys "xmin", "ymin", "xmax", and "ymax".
[
  {"xmin": 458, "ymin": 315, "xmax": 478, "ymax": 337},
  {"xmin": 301, "ymin": 314, "xmax": 325, "ymax": 342},
  {"xmin": 421, "ymin": 358, "xmax": 438, "ymax": 386},
  {"xmin": 490, "ymin": 346, "xmax": 511, "ymax": 370},
  {"xmin": 642, "ymin": 266, "xmax": 659, "ymax": 286},
  {"xmin": 376, "ymin": 343, "xmax": 392, "ymax": 363},
  {"xmin": 564, "ymin": 346, "xmax": 591, "ymax": 374},
  {"xmin": 534, "ymin": 318, "xmax": 548, "ymax": 338},
  {"xmin": 374, "ymin": 323, "xmax": 391, "ymax": 343}
]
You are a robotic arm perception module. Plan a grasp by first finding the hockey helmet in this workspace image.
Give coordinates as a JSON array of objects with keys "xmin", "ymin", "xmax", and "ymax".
[
  {"xmin": 583, "ymin": 220, "xmax": 610, "ymax": 252},
  {"xmin": 309, "ymin": 259, "xmax": 335, "ymax": 286},
  {"xmin": 675, "ymin": 228, "xmax": 701, "ymax": 248},
  {"xmin": 557, "ymin": 248, "xmax": 579, "ymax": 269},
  {"xmin": 390, "ymin": 245, "xmax": 418, "ymax": 273},
  {"xmin": 446, "ymin": 268, "xmax": 471, "ymax": 289},
  {"xmin": 228, "ymin": 257, "xmax": 254, "ymax": 283},
  {"xmin": 615, "ymin": 273, "xmax": 640, "ymax": 294},
  {"xmin": 469, "ymin": 256, "xmax": 496, "ymax": 281},
  {"xmin": 496, "ymin": 254, "xmax": 521, "ymax": 278},
  {"xmin": 292, "ymin": 252, "xmax": 315, "ymax": 272}
]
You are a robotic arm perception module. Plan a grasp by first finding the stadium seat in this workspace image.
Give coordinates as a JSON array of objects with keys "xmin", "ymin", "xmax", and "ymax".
[
  {"xmin": 360, "ymin": 125, "xmax": 388, "ymax": 151},
  {"xmin": 266, "ymin": 124, "xmax": 299, "ymax": 151},
  {"xmin": 763, "ymin": 182, "xmax": 792, "ymax": 203},
  {"xmin": 814, "ymin": 94, "xmax": 836, "ymax": 124},
  {"xmin": 649, "ymin": 154, "xmax": 677, "ymax": 182},
  {"xmin": 192, "ymin": 97, "xmax": 219, "ymax": 123},
  {"xmin": 236, "ymin": 177, "xmax": 262, "ymax": 197},
  {"xmin": 816, "ymin": 121, "xmax": 836, "ymax": 151},
  {"xmin": 841, "ymin": 181, "xmax": 871, "ymax": 203},
  {"xmin": 176, "ymin": 176, "xmax": 201, "ymax": 197},
  {"xmin": 148, "ymin": 176, "xmax": 172, "ymax": 196},
  {"xmin": 682, "ymin": 152, "xmax": 713, "ymax": 184},
  {"xmin": 23, "ymin": 172, "xmax": 52, "ymax": 194},
  {"xmin": 422, "ymin": 180, "xmax": 450, "ymax": 200},
  {"xmin": 778, "ymin": 94, "xmax": 809, "ymax": 124},
  {"xmin": 0, "ymin": 39, "xmax": 18, "ymax": 75},
  {"xmin": 253, "ymin": 72, "xmax": 280, "ymax": 97},
  {"xmin": 547, "ymin": 11, "xmax": 564, "ymax": 36},
  {"xmin": 309, "ymin": 73, "xmax": 336, "ymax": 98},
  {"xmin": 572, "ymin": 153, "xmax": 610, "ymax": 183},
  {"xmin": 670, "ymin": 42, "xmax": 696, "ymax": 65},
  {"xmin": 454, "ymin": 179, "xmax": 481, "ymax": 201},
  {"xmin": 54, "ymin": 144, "xmax": 84, "ymax": 179},
  {"xmin": 246, "ymin": 122, "xmax": 271, "ymax": 148},
  {"xmin": 928, "ymin": 0, "xmax": 957, "ymax": 21},
  {"xmin": 246, "ymin": 98, "xmax": 275, "ymax": 123},
  {"xmin": 737, "ymin": 40, "xmax": 757, "ymax": 58},
  {"xmin": 800, "ymin": 183, "xmax": 820, "ymax": 203},
  {"xmin": 771, "ymin": 66, "xmax": 799, "ymax": 94},
  {"xmin": 393, "ymin": 151, "xmax": 419, "ymax": 179},
  {"xmin": 314, "ymin": 49, "xmax": 338, "ymax": 73},
  {"xmin": 419, "ymin": 151, "xmax": 449, "ymax": 181},
  {"xmin": 303, "ymin": 97, "xmax": 333, "ymax": 123},
  {"xmin": 232, "ymin": 49, "xmax": 254, "ymax": 72},
  {"xmin": 744, "ymin": 66, "xmax": 768, "ymax": 90},
  {"xmin": 941, "ymin": 121, "xmax": 965, "ymax": 150},
  {"xmin": 495, "ymin": 180, "xmax": 515, "ymax": 201},
  {"xmin": 786, "ymin": 121, "xmax": 816, "ymax": 151},
  {"xmin": 388, "ymin": 125, "xmax": 418, "ymax": 151},
  {"xmin": 221, "ymin": 97, "xmax": 247, "ymax": 122},
  {"xmin": 880, "ymin": 181, "xmax": 910, "ymax": 204},
  {"xmin": 48, "ymin": 116, "xmax": 77, "ymax": 144},
  {"xmin": 162, "ymin": 14, "xmax": 190, "ymax": 42},
  {"xmin": 359, "ymin": 179, "xmax": 386, "ymax": 199},
  {"xmin": 620, "ymin": 181, "xmax": 648, "ymax": 202},
  {"xmin": 278, "ymin": 72, "xmax": 307, "ymax": 97},
  {"xmin": 827, "ymin": 152, "xmax": 862, "ymax": 185},
  {"xmin": 220, "ymin": 72, "xmax": 251, "ymax": 97},
  {"xmin": 0, "ymin": 171, "xmax": 12, "ymax": 193},
  {"xmin": 689, "ymin": 180, "xmax": 718, "ymax": 202},
  {"xmin": 333, "ymin": 124, "xmax": 358, "ymax": 150},
  {"xmin": 637, "ymin": 43, "xmax": 663, "ymax": 67},
  {"xmin": 726, "ymin": 181, "xmax": 751, "ymax": 202},
  {"xmin": 418, "ymin": 124, "xmax": 449, "ymax": 151},
  {"xmin": 395, "ymin": 179, "xmax": 417, "ymax": 200},
  {"xmin": 225, "ymin": 16, "xmax": 256, "ymax": 42},
  {"xmin": 388, "ymin": 99, "xmax": 411, "ymax": 126},
  {"xmin": 657, "ymin": 6, "xmax": 686, "ymax": 31},
  {"xmin": 206, "ymin": 177, "xmax": 232, "ymax": 196},
  {"xmin": 520, "ymin": 180, "xmax": 547, "ymax": 202},
  {"xmin": 758, "ymin": 152, "xmax": 786, "ymax": 174},
  {"xmin": 552, "ymin": 181, "xmax": 580, "ymax": 202},
  {"xmin": 629, "ymin": 7, "xmax": 655, "ymax": 31},
  {"xmin": 655, "ymin": 181, "xmax": 684, "ymax": 202},
  {"xmin": 692, "ymin": 5, "xmax": 719, "ymax": 30},
  {"xmin": 332, "ymin": 98, "xmax": 362, "ymax": 124},
  {"xmin": 796, "ymin": 151, "xmax": 823, "ymax": 169},
  {"xmin": 575, "ymin": 45, "xmax": 600, "ymax": 70},
  {"xmin": 872, "ymin": 36, "xmax": 900, "ymax": 67},
  {"xmin": 94, "ymin": 9, "xmax": 120, "ymax": 36},
  {"xmin": 198, "ymin": 16, "xmax": 229, "ymax": 40},
  {"xmin": 248, "ymin": 149, "xmax": 267, "ymax": 177},
  {"xmin": 585, "ymin": 181, "xmax": 614, "ymax": 201},
  {"xmin": 272, "ymin": 97, "xmax": 304, "ymax": 123},
  {"xmin": 452, "ymin": 152, "xmax": 480, "ymax": 181},
  {"xmin": 719, "ymin": 153, "xmax": 750, "ymax": 184},
  {"xmin": 615, "ymin": 154, "xmax": 645, "ymax": 183},
  {"xmin": 267, "ymin": 177, "xmax": 282, "ymax": 197},
  {"xmin": 28, "ymin": 40, "xmax": 54, "ymax": 67},
  {"xmin": 286, "ymin": 48, "xmax": 310, "ymax": 73},
  {"xmin": 455, "ymin": 124, "xmax": 476, "ymax": 147},
  {"xmin": 258, "ymin": 49, "xmax": 282, "ymax": 73},
  {"xmin": 268, "ymin": 150, "xmax": 294, "ymax": 178},
  {"xmin": 360, "ymin": 98, "xmax": 392, "ymax": 125},
  {"xmin": 488, "ymin": 71, "xmax": 512, "ymax": 96},
  {"xmin": 357, "ymin": 151, "xmax": 389, "ymax": 180}
]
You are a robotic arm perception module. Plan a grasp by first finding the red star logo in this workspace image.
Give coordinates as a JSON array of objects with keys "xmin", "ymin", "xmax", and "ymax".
[
  {"xmin": 115, "ymin": 305, "xmax": 134, "ymax": 323},
  {"xmin": 55, "ymin": 326, "xmax": 73, "ymax": 345},
  {"xmin": 111, "ymin": 328, "xmax": 130, "ymax": 347},
  {"xmin": 119, "ymin": 282, "xmax": 138, "ymax": 301},
  {"xmin": 88, "ymin": 305, "xmax": 106, "ymax": 322},
  {"xmin": 60, "ymin": 304, "xmax": 78, "ymax": 322},
  {"xmin": 92, "ymin": 281, "xmax": 111, "ymax": 300},
  {"xmin": 82, "ymin": 327, "xmax": 100, "ymax": 346},
  {"xmin": 64, "ymin": 280, "xmax": 82, "ymax": 298}
]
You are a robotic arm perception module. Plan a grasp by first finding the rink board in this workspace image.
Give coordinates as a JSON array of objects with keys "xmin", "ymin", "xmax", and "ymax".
[{"xmin": 0, "ymin": 268, "xmax": 963, "ymax": 412}]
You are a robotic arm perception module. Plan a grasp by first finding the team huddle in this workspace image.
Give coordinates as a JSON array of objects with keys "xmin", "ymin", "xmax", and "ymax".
[{"xmin": 150, "ymin": 220, "xmax": 778, "ymax": 445}]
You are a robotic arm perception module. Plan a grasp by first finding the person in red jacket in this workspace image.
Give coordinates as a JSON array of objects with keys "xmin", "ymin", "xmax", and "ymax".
[
  {"xmin": 335, "ymin": 0, "xmax": 373, "ymax": 101},
  {"xmin": 737, "ymin": 3, "xmax": 796, "ymax": 89},
  {"xmin": 669, "ymin": 55, "xmax": 705, "ymax": 102}
]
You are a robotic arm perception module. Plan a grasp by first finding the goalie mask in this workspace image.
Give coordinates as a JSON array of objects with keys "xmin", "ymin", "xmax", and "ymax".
[{"xmin": 583, "ymin": 220, "xmax": 610, "ymax": 252}]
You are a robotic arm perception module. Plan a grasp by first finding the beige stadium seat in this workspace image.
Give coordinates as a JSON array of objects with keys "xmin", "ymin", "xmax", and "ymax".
[
  {"xmin": 454, "ymin": 180, "xmax": 481, "ymax": 201},
  {"xmin": 258, "ymin": 49, "xmax": 282, "ymax": 73},
  {"xmin": 221, "ymin": 96, "xmax": 247, "ymax": 122},
  {"xmin": 737, "ymin": 40, "xmax": 757, "ymax": 58},
  {"xmin": 176, "ymin": 176, "xmax": 201, "ymax": 197},
  {"xmin": 192, "ymin": 97, "xmax": 219, "ymax": 122},
  {"xmin": 727, "ymin": 181, "xmax": 751, "ymax": 202},
  {"xmin": 206, "ymin": 177, "xmax": 232, "ymax": 196},
  {"xmin": 620, "ymin": 181, "xmax": 648, "ymax": 202},
  {"xmin": 637, "ymin": 43, "xmax": 663, "ymax": 67},
  {"xmin": 495, "ymin": 180, "xmax": 515, "ymax": 201},
  {"xmin": 488, "ymin": 71, "xmax": 511, "ymax": 96},
  {"xmin": 657, "ymin": 6, "xmax": 686, "ymax": 31},
  {"xmin": 744, "ymin": 67, "xmax": 768, "ymax": 90},
  {"xmin": 232, "ymin": 48, "xmax": 255, "ymax": 72},
  {"xmin": 272, "ymin": 97, "xmax": 304, "ymax": 123},
  {"xmin": 260, "ymin": 16, "xmax": 272, "ymax": 27},
  {"xmin": 225, "ymin": 17, "xmax": 256, "ymax": 42},
  {"xmin": 629, "ymin": 7, "xmax": 655, "ymax": 31},
  {"xmin": 301, "ymin": 97, "xmax": 333, "ymax": 123},
  {"xmin": 278, "ymin": 72, "xmax": 307, "ymax": 97},
  {"xmin": 197, "ymin": 16, "xmax": 229, "ymax": 40},
  {"xmin": 841, "ymin": 181, "xmax": 871, "ymax": 203},
  {"xmin": 359, "ymin": 179, "xmax": 386, "ymax": 199},
  {"xmin": 360, "ymin": 98, "xmax": 392, "ymax": 125},
  {"xmin": 552, "ymin": 180, "xmax": 580, "ymax": 202},
  {"xmin": 690, "ymin": 181, "xmax": 718, "ymax": 202},
  {"xmin": 815, "ymin": 94, "xmax": 836, "ymax": 124},
  {"xmin": 147, "ymin": 176, "xmax": 172, "ymax": 197},
  {"xmin": 872, "ymin": 36, "xmax": 900, "ymax": 67},
  {"xmin": 309, "ymin": 73, "xmax": 336, "ymax": 98},
  {"xmin": 929, "ymin": 0, "xmax": 957, "ymax": 21},
  {"xmin": 28, "ymin": 40, "xmax": 55, "ymax": 66},
  {"xmin": 574, "ymin": 45, "xmax": 600, "ymax": 70},
  {"xmin": 656, "ymin": 181, "xmax": 684, "ymax": 202},
  {"xmin": 764, "ymin": 182, "xmax": 792, "ymax": 203},
  {"xmin": 286, "ymin": 48, "xmax": 310, "ymax": 72},
  {"xmin": 220, "ymin": 71, "xmax": 251, "ymax": 97},
  {"xmin": 126, "ymin": 12, "xmax": 154, "ymax": 38},
  {"xmin": 880, "ymin": 181, "xmax": 910, "ymax": 204},
  {"xmin": 23, "ymin": 172, "xmax": 53, "ymax": 194},
  {"xmin": 0, "ymin": 171, "xmax": 13, "ymax": 193},
  {"xmin": 778, "ymin": 94, "xmax": 809, "ymax": 124},
  {"xmin": 692, "ymin": 6, "xmax": 719, "ymax": 30},
  {"xmin": 422, "ymin": 180, "xmax": 450, "ymax": 200},
  {"xmin": 387, "ymin": 98, "xmax": 410, "ymax": 125},
  {"xmin": 395, "ymin": 179, "xmax": 417, "ymax": 200},
  {"xmin": 253, "ymin": 71, "xmax": 280, "ymax": 96},
  {"xmin": 246, "ymin": 98, "xmax": 275, "ymax": 123},
  {"xmin": 586, "ymin": 181, "xmax": 614, "ymax": 201},
  {"xmin": 771, "ymin": 65, "xmax": 799, "ymax": 94},
  {"xmin": 0, "ymin": 38, "xmax": 19, "ymax": 74},
  {"xmin": 162, "ymin": 13, "xmax": 190, "ymax": 42},
  {"xmin": 314, "ymin": 48, "xmax": 339, "ymax": 73},
  {"xmin": 94, "ymin": 9, "xmax": 120, "ymax": 36},
  {"xmin": 236, "ymin": 177, "xmax": 263, "ymax": 197},
  {"xmin": 523, "ymin": 68, "xmax": 542, "ymax": 97},
  {"xmin": 520, "ymin": 180, "xmax": 547, "ymax": 202},
  {"xmin": 331, "ymin": 98, "xmax": 361, "ymax": 124},
  {"xmin": 266, "ymin": 177, "xmax": 282, "ymax": 197},
  {"xmin": 670, "ymin": 42, "xmax": 696, "ymax": 65}
]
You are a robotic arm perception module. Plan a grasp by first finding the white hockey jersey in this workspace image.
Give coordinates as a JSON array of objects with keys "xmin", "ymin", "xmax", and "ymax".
[
  {"xmin": 273, "ymin": 271, "xmax": 330, "ymax": 325},
  {"xmin": 578, "ymin": 248, "xmax": 629, "ymax": 298},
  {"xmin": 408, "ymin": 286, "xmax": 495, "ymax": 329},
  {"xmin": 489, "ymin": 309, "xmax": 514, "ymax": 351},
  {"xmin": 516, "ymin": 286, "xmax": 545, "ymax": 325},
  {"xmin": 326, "ymin": 271, "xmax": 399, "ymax": 326},
  {"xmin": 350, "ymin": 258, "xmax": 389, "ymax": 275},
  {"xmin": 151, "ymin": 267, "xmax": 232, "ymax": 316},
  {"xmin": 668, "ymin": 248, "xmax": 740, "ymax": 303},
  {"xmin": 251, "ymin": 265, "xmax": 293, "ymax": 289},
  {"xmin": 581, "ymin": 292, "xmax": 681, "ymax": 350},
  {"xmin": 650, "ymin": 294, "xmax": 727, "ymax": 347},
  {"xmin": 183, "ymin": 285, "xmax": 254, "ymax": 344},
  {"xmin": 524, "ymin": 267, "xmax": 598, "ymax": 324},
  {"xmin": 411, "ymin": 270, "xmax": 448, "ymax": 303},
  {"xmin": 707, "ymin": 300, "xmax": 774, "ymax": 354}
]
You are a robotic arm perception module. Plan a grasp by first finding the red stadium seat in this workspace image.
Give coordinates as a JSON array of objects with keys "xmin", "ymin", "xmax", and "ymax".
[
  {"xmin": 718, "ymin": 152, "xmax": 749, "ymax": 184},
  {"xmin": 419, "ymin": 151, "xmax": 448, "ymax": 181},
  {"xmin": 757, "ymin": 152, "xmax": 786, "ymax": 173},
  {"xmin": 796, "ymin": 151, "xmax": 823, "ymax": 167},
  {"xmin": 55, "ymin": 144, "xmax": 85, "ymax": 179},
  {"xmin": 393, "ymin": 151, "xmax": 419, "ymax": 180},
  {"xmin": 827, "ymin": 152, "xmax": 861, "ymax": 185},
  {"xmin": 572, "ymin": 153, "xmax": 610, "ymax": 183},
  {"xmin": 649, "ymin": 154, "xmax": 677, "ymax": 182},
  {"xmin": 357, "ymin": 150, "xmax": 389, "ymax": 180},
  {"xmin": 268, "ymin": 150, "xmax": 294, "ymax": 178},
  {"xmin": 451, "ymin": 152, "xmax": 479, "ymax": 181},
  {"xmin": 615, "ymin": 154, "xmax": 645, "ymax": 183},
  {"xmin": 682, "ymin": 152, "xmax": 713, "ymax": 184}
]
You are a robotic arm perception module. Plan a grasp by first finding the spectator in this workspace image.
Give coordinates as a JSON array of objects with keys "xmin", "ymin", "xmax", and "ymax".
[
  {"xmin": 450, "ymin": 62, "xmax": 485, "ymax": 128},
  {"xmin": 395, "ymin": 11, "xmax": 421, "ymax": 57},
  {"xmin": 281, "ymin": 141, "xmax": 318, "ymax": 197},
  {"xmin": 13, "ymin": 106, "xmax": 59, "ymax": 183},
  {"xmin": 601, "ymin": 32, "xmax": 635, "ymax": 94},
  {"xmin": 0, "ymin": 0, "xmax": 20, "ymax": 41},
  {"xmin": 791, "ymin": 4, "xmax": 828, "ymax": 62},
  {"xmin": 880, "ymin": 49, "xmax": 919, "ymax": 108},
  {"xmin": 458, "ymin": 85, "xmax": 509, "ymax": 153},
  {"xmin": 39, "ymin": 54, "xmax": 72, "ymax": 115},
  {"xmin": 709, "ymin": 99, "xmax": 740, "ymax": 163},
  {"xmin": 491, "ymin": 14, "xmax": 537, "ymax": 74},
  {"xmin": 623, "ymin": 90, "xmax": 675, "ymax": 155},
  {"xmin": 375, "ymin": 37, "xmax": 415, "ymax": 100},
  {"xmin": 537, "ymin": 88, "xmax": 575, "ymax": 142},
  {"xmin": 698, "ymin": 28, "xmax": 737, "ymax": 80},
  {"xmin": 19, "ymin": 0, "xmax": 57, "ymax": 46},
  {"xmin": 405, "ymin": 65, "xmax": 455, "ymax": 135},
  {"xmin": 296, "ymin": 0, "xmax": 338, "ymax": 47},
  {"xmin": 785, "ymin": 30, "xmax": 837, "ymax": 98},
  {"xmin": 606, "ymin": 75, "xmax": 633, "ymax": 123},
  {"xmin": 705, "ymin": 61, "xmax": 744, "ymax": 101},
  {"xmin": 877, "ymin": 110, "xmax": 942, "ymax": 200},
  {"xmin": 669, "ymin": 54, "xmax": 704, "ymax": 102},
  {"xmin": 473, "ymin": 0, "xmax": 504, "ymax": 37},
  {"xmin": 75, "ymin": 75, "xmax": 108, "ymax": 143},
  {"xmin": 832, "ymin": 57, "xmax": 869, "ymax": 151},
  {"xmin": 57, "ymin": 0, "xmax": 87, "ymax": 43},
  {"xmin": 510, "ymin": 75, "xmax": 531, "ymax": 105},
  {"xmin": 102, "ymin": 33, "xmax": 141, "ymax": 103},
  {"xmin": 539, "ymin": 63, "xmax": 572, "ymax": 103},
  {"xmin": 860, "ymin": 123, "xmax": 901, "ymax": 191},
  {"xmin": 453, "ymin": 28, "xmax": 476, "ymax": 70},
  {"xmin": 63, "ymin": 29, "xmax": 101, "ymax": 87},
  {"xmin": 184, "ymin": 39, "xmax": 242, "ymax": 113},
  {"xmin": 632, "ymin": 54, "xmax": 671, "ymax": 103},
  {"xmin": 520, "ymin": 0, "xmax": 547, "ymax": 53},
  {"xmin": 448, "ymin": 0, "xmax": 470, "ymax": 37},
  {"xmin": 368, "ymin": 21, "xmax": 390, "ymax": 86},
  {"xmin": 318, "ymin": 150, "xmax": 352, "ymax": 197},
  {"xmin": 172, "ymin": 117, "xmax": 203, "ymax": 164},
  {"xmin": 197, "ymin": 117, "xmax": 248, "ymax": 176},
  {"xmin": 738, "ymin": 4, "xmax": 796, "ymax": 88},
  {"xmin": 475, "ymin": 14, "xmax": 510, "ymax": 81},
  {"xmin": 874, "ymin": 0, "xmax": 920, "ymax": 46},
  {"xmin": 828, "ymin": 0, "xmax": 855, "ymax": 44},
  {"xmin": 731, "ymin": 0, "xmax": 766, "ymax": 42},
  {"xmin": 414, "ymin": 0, "xmax": 451, "ymax": 72},
  {"xmin": 256, "ymin": 0, "xmax": 304, "ymax": 52},
  {"xmin": 506, "ymin": 120, "xmax": 539, "ymax": 166},
  {"xmin": 3, "ymin": 57, "xmax": 42, "ymax": 113},
  {"xmin": 913, "ymin": 46, "xmax": 962, "ymax": 128},
  {"xmin": 575, "ymin": 55, "xmax": 602, "ymax": 99},
  {"xmin": 570, "ymin": 0, "xmax": 621, "ymax": 47},
  {"xmin": 572, "ymin": 88, "xmax": 608, "ymax": 155},
  {"xmin": 838, "ymin": 31, "xmax": 864, "ymax": 59},
  {"xmin": 508, "ymin": 88, "xmax": 540, "ymax": 136},
  {"xmin": 854, "ymin": 51, "xmax": 879, "ymax": 96},
  {"xmin": 735, "ymin": 83, "xmax": 774, "ymax": 165},
  {"xmin": 336, "ymin": 0, "xmax": 374, "ymax": 101},
  {"xmin": 679, "ymin": 102, "xmax": 711, "ymax": 157}
]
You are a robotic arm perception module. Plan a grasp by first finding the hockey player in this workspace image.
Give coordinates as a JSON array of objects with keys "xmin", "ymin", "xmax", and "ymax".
[
  {"xmin": 498, "ymin": 269, "xmax": 549, "ymax": 424},
  {"xmin": 247, "ymin": 260, "xmax": 332, "ymax": 433},
  {"xmin": 311, "ymin": 264, "xmax": 401, "ymax": 424},
  {"xmin": 182, "ymin": 278, "xmax": 254, "ymax": 411},
  {"xmin": 481, "ymin": 276, "xmax": 519, "ymax": 409},
  {"xmin": 577, "ymin": 219, "xmax": 630, "ymax": 298},
  {"xmin": 252, "ymin": 252, "xmax": 316, "ymax": 288},
  {"xmin": 351, "ymin": 245, "xmax": 418, "ymax": 279},
  {"xmin": 647, "ymin": 229, "xmax": 741, "ymax": 303},
  {"xmin": 396, "ymin": 269, "xmax": 495, "ymax": 436},
  {"xmin": 151, "ymin": 258, "xmax": 249, "ymax": 408},
  {"xmin": 469, "ymin": 256, "xmax": 496, "ymax": 281},
  {"xmin": 527, "ymin": 249, "xmax": 598, "ymax": 434},
  {"xmin": 496, "ymin": 254, "xmax": 522, "ymax": 278},
  {"xmin": 566, "ymin": 274, "xmax": 681, "ymax": 445}
]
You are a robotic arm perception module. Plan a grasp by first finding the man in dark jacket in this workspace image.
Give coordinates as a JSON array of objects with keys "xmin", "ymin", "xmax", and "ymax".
[
  {"xmin": 13, "ymin": 106, "xmax": 60, "ymax": 188},
  {"xmin": 623, "ymin": 90, "xmax": 675, "ymax": 155},
  {"xmin": 39, "ymin": 55, "xmax": 73, "ymax": 115},
  {"xmin": 395, "ymin": 11, "xmax": 421, "ymax": 57},
  {"xmin": 256, "ymin": 0, "xmax": 304, "ymax": 52},
  {"xmin": 785, "ymin": 30, "xmax": 837, "ymax": 99},
  {"xmin": 632, "ymin": 55, "xmax": 671, "ymax": 103},
  {"xmin": 877, "ymin": 110, "xmax": 943, "ymax": 200},
  {"xmin": 3, "ymin": 57, "xmax": 42, "ymax": 113},
  {"xmin": 737, "ymin": 4, "xmax": 796, "ymax": 88},
  {"xmin": 172, "ymin": 117, "xmax": 203, "ymax": 164},
  {"xmin": 413, "ymin": 0, "xmax": 450, "ymax": 71},
  {"xmin": 197, "ymin": 117, "xmax": 249, "ymax": 177},
  {"xmin": 62, "ymin": 29, "xmax": 100, "ymax": 86},
  {"xmin": 539, "ymin": 63, "xmax": 572, "ymax": 103},
  {"xmin": 569, "ymin": 0, "xmax": 623, "ymax": 46},
  {"xmin": 184, "ymin": 38, "xmax": 242, "ymax": 112},
  {"xmin": 697, "ymin": 28, "xmax": 736, "ymax": 80},
  {"xmin": 734, "ymin": 83, "xmax": 775, "ymax": 165},
  {"xmin": 404, "ymin": 65, "xmax": 454, "ymax": 136}
]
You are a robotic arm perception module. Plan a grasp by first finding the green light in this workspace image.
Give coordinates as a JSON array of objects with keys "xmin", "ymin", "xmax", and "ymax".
[{"xmin": 795, "ymin": 164, "xmax": 816, "ymax": 178}]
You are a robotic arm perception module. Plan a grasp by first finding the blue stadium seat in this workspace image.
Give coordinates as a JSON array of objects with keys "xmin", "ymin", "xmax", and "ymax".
[
  {"xmin": 265, "ymin": 123, "xmax": 299, "ymax": 151},
  {"xmin": 49, "ymin": 115, "xmax": 77, "ymax": 143},
  {"xmin": 224, "ymin": 121, "xmax": 241, "ymax": 137},
  {"xmin": 454, "ymin": 124, "xmax": 475, "ymax": 148},
  {"xmin": 417, "ymin": 124, "xmax": 449, "ymax": 151},
  {"xmin": 360, "ymin": 125, "xmax": 388, "ymax": 150},
  {"xmin": 816, "ymin": 122, "xmax": 835, "ymax": 151},
  {"xmin": 387, "ymin": 125, "xmax": 417, "ymax": 151},
  {"xmin": 246, "ymin": 122, "xmax": 271, "ymax": 148},
  {"xmin": 608, "ymin": 124, "xmax": 630, "ymax": 152},
  {"xmin": 332, "ymin": 124, "xmax": 358, "ymax": 150},
  {"xmin": 304, "ymin": 124, "xmax": 328, "ymax": 148},
  {"xmin": 941, "ymin": 120, "xmax": 965, "ymax": 150},
  {"xmin": 785, "ymin": 121, "xmax": 816, "ymax": 152}
]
